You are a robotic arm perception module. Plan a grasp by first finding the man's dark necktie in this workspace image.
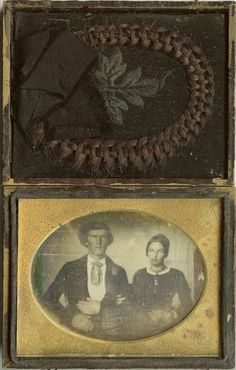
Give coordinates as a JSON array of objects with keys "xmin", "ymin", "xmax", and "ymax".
[{"xmin": 91, "ymin": 262, "xmax": 103, "ymax": 286}]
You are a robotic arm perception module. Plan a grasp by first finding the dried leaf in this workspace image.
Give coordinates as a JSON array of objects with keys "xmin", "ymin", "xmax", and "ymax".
[
  {"xmin": 96, "ymin": 48, "xmax": 123, "ymax": 77},
  {"xmin": 92, "ymin": 48, "xmax": 172, "ymax": 126},
  {"xmin": 119, "ymin": 66, "xmax": 142, "ymax": 87},
  {"xmin": 109, "ymin": 95, "xmax": 129, "ymax": 111},
  {"xmin": 136, "ymin": 78, "xmax": 158, "ymax": 88},
  {"xmin": 128, "ymin": 78, "xmax": 158, "ymax": 97},
  {"xmin": 109, "ymin": 64, "xmax": 127, "ymax": 85},
  {"xmin": 109, "ymin": 48, "xmax": 123, "ymax": 74},
  {"xmin": 98, "ymin": 55, "xmax": 110, "ymax": 74},
  {"xmin": 159, "ymin": 69, "xmax": 173, "ymax": 90},
  {"xmin": 121, "ymin": 90, "xmax": 144, "ymax": 108},
  {"xmin": 133, "ymin": 86, "xmax": 158, "ymax": 97},
  {"xmin": 105, "ymin": 99, "xmax": 116, "ymax": 114},
  {"xmin": 104, "ymin": 50, "xmax": 122, "ymax": 75},
  {"xmin": 93, "ymin": 70, "xmax": 108, "ymax": 87},
  {"xmin": 106, "ymin": 103, "xmax": 123, "ymax": 126},
  {"xmin": 97, "ymin": 55, "xmax": 105, "ymax": 73}
]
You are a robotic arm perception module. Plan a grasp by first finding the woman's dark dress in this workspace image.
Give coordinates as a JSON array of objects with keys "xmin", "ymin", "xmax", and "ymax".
[{"xmin": 132, "ymin": 267, "xmax": 193, "ymax": 336}]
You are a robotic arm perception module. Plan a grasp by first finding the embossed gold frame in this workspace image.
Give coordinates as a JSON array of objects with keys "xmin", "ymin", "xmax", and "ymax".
[{"xmin": 3, "ymin": 186, "xmax": 235, "ymax": 368}]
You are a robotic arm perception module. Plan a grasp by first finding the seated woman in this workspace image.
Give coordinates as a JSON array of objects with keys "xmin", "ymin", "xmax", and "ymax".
[{"xmin": 132, "ymin": 234, "xmax": 193, "ymax": 337}]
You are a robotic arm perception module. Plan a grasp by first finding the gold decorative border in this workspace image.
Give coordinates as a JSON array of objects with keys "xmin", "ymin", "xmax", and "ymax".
[{"xmin": 17, "ymin": 198, "xmax": 221, "ymax": 357}]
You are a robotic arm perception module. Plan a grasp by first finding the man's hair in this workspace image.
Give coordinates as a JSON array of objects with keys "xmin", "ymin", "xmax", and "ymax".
[
  {"xmin": 79, "ymin": 221, "xmax": 113, "ymax": 247},
  {"xmin": 146, "ymin": 234, "xmax": 170, "ymax": 257}
]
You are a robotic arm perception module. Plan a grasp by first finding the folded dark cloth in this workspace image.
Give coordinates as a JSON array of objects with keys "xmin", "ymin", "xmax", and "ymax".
[{"xmin": 13, "ymin": 29, "xmax": 100, "ymax": 140}]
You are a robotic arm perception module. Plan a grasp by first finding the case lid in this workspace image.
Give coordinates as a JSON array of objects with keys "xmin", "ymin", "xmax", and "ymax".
[{"xmin": 2, "ymin": 1, "xmax": 235, "ymax": 185}]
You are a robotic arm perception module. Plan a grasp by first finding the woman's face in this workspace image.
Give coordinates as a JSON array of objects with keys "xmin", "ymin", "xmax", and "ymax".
[{"xmin": 147, "ymin": 241, "xmax": 166, "ymax": 266}]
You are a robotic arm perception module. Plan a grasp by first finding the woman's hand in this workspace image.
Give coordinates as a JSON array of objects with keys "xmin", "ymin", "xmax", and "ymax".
[
  {"xmin": 77, "ymin": 298, "xmax": 101, "ymax": 315},
  {"xmin": 148, "ymin": 309, "xmax": 175, "ymax": 323},
  {"xmin": 71, "ymin": 313, "xmax": 94, "ymax": 332}
]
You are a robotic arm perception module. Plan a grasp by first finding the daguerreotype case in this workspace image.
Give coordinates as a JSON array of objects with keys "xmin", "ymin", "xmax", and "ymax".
[{"xmin": 2, "ymin": 1, "xmax": 235, "ymax": 369}]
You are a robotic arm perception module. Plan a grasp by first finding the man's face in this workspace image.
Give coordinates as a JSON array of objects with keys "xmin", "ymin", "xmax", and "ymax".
[
  {"xmin": 147, "ymin": 241, "xmax": 166, "ymax": 266},
  {"xmin": 86, "ymin": 229, "xmax": 111, "ymax": 258}
]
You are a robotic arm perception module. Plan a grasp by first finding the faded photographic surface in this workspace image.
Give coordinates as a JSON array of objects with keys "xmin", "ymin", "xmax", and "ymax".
[{"xmin": 32, "ymin": 211, "xmax": 205, "ymax": 341}]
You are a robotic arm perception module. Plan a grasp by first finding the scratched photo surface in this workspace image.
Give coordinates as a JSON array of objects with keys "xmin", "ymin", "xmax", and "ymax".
[{"xmin": 31, "ymin": 211, "xmax": 205, "ymax": 341}]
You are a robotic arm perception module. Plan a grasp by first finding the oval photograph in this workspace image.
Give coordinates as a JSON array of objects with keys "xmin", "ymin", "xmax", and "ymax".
[{"xmin": 31, "ymin": 211, "xmax": 206, "ymax": 341}]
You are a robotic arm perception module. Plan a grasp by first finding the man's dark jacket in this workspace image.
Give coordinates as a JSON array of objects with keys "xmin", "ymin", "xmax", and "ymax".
[{"xmin": 43, "ymin": 255, "xmax": 129, "ymax": 325}]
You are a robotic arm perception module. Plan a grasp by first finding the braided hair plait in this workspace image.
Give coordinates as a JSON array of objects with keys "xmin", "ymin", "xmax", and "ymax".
[{"xmin": 34, "ymin": 24, "xmax": 214, "ymax": 175}]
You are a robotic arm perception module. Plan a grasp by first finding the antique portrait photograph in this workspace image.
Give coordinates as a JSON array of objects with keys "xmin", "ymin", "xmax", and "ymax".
[
  {"xmin": 1, "ymin": 0, "xmax": 235, "ymax": 368},
  {"xmin": 31, "ymin": 210, "xmax": 205, "ymax": 341},
  {"xmin": 1, "ymin": 0, "xmax": 235, "ymax": 367},
  {"xmin": 12, "ymin": 195, "xmax": 223, "ymax": 359}
]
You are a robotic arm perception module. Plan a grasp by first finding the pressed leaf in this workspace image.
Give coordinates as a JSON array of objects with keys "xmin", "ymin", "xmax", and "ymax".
[
  {"xmin": 105, "ymin": 98, "xmax": 116, "ymax": 112},
  {"xmin": 102, "ymin": 48, "xmax": 122, "ymax": 75},
  {"xmin": 105, "ymin": 100, "xmax": 117, "ymax": 115},
  {"xmin": 109, "ymin": 48, "xmax": 123, "ymax": 74},
  {"xmin": 121, "ymin": 90, "xmax": 144, "ymax": 108},
  {"xmin": 97, "ymin": 55, "xmax": 105, "ymax": 73},
  {"xmin": 109, "ymin": 64, "xmax": 127, "ymax": 85},
  {"xmin": 93, "ymin": 70, "xmax": 108, "ymax": 87},
  {"xmin": 104, "ymin": 59, "xmax": 114, "ymax": 75},
  {"xmin": 102, "ymin": 50, "xmax": 124, "ymax": 75},
  {"xmin": 93, "ymin": 48, "xmax": 172, "ymax": 126},
  {"xmin": 136, "ymin": 78, "xmax": 159, "ymax": 88},
  {"xmin": 109, "ymin": 95, "xmax": 129, "ymax": 111},
  {"xmin": 119, "ymin": 66, "xmax": 142, "ymax": 87},
  {"xmin": 159, "ymin": 69, "xmax": 173, "ymax": 90},
  {"xmin": 133, "ymin": 84, "xmax": 159, "ymax": 97},
  {"xmin": 99, "ymin": 55, "xmax": 111, "ymax": 74},
  {"xmin": 106, "ymin": 104, "xmax": 123, "ymax": 126}
]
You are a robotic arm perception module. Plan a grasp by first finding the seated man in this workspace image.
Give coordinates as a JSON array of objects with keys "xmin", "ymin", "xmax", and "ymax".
[{"xmin": 43, "ymin": 221, "xmax": 130, "ymax": 339}]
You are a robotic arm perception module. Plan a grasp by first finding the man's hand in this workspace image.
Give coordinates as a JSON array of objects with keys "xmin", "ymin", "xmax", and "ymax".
[
  {"xmin": 77, "ymin": 298, "xmax": 101, "ymax": 315},
  {"xmin": 116, "ymin": 295, "xmax": 127, "ymax": 305},
  {"xmin": 71, "ymin": 313, "xmax": 94, "ymax": 332},
  {"xmin": 148, "ymin": 310, "xmax": 175, "ymax": 323}
]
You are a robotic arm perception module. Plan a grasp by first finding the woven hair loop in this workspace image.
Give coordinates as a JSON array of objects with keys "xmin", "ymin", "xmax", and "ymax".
[{"xmin": 34, "ymin": 24, "xmax": 214, "ymax": 175}]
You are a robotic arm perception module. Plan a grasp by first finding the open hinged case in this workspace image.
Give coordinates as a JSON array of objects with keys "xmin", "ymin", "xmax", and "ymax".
[{"xmin": 2, "ymin": 1, "xmax": 235, "ymax": 369}]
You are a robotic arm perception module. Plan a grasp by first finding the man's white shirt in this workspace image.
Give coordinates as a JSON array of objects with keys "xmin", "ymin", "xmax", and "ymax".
[{"xmin": 87, "ymin": 255, "xmax": 106, "ymax": 301}]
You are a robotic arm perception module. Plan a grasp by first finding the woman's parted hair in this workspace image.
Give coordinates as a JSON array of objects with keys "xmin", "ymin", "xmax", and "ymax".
[
  {"xmin": 79, "ymin": 221, "xmax": 113, "ymax": 247},
  {"xmin": 146, "ymin": 234, "xmax": 170, "ymax": 257}
]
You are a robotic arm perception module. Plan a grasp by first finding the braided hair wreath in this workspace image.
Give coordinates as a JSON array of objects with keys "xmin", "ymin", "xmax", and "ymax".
[{"xmin": 34, "ymin": 24, "xmax": 214, "ymax": 175}]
